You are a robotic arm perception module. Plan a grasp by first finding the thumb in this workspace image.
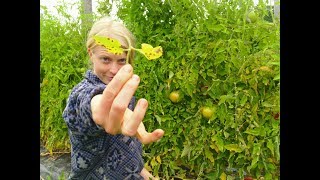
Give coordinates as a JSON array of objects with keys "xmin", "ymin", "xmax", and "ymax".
[{"xmin": 136, "ymin": 129, "xmax": 164, "ymax": 144}]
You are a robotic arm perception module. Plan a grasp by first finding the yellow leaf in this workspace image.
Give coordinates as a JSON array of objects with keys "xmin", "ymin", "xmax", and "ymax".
[
  {"xmin": 93, "ymin": 35, "xmax": 124, "ymax": 55},
  {"xmin": 259, "ymin": 66, "xmax": 272, "ymax": 72},
  {"xmin": 156, "ymin": 155, "xmax": 161, "ymax": 164},
  {"xmin": 139, "ymin": 43, "xmax": 163, "ymax": 60},
  {"xmin": 210, "ymin": 143, "xmax": 219, "ymax": 153},
  {"xmin": 144, "ymin": 162, "xmax": 152, "ymax": 172},
  {"xmin": 220, "ymin": 172, "xmax": 227, "ymax": 180},
  {"xmin": 150, "ymin": 157, "xmax": 157, "ymax": 167}
]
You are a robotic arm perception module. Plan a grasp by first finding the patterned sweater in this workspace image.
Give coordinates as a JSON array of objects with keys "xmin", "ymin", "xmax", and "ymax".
[{"xmin": 62, "ymin": 70, "xmax": 144, "ymax": 180}]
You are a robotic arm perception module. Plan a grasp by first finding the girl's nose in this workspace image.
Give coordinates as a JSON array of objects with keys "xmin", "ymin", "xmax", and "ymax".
[{"xmin": 109, "ymin": 62, "xmax": 119, "ymax": 75}]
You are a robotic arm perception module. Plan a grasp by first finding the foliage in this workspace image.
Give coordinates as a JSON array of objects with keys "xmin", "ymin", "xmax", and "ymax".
[
  {"xmin": 114, "ymin": 0, "xmax": 280, "ymax": 179},
  {"xmin": 40, "ymin": 2, "xmax": 94, "ymax": 152},
  {"xmin": 41, "ymin": 0, "xmax": 280, "ymax": 179}
]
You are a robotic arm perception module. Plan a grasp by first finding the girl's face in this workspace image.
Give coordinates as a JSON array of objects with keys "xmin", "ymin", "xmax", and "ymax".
[{"xmin": 89, "ymin": 45, "xmax": 127, "ymax": 84}]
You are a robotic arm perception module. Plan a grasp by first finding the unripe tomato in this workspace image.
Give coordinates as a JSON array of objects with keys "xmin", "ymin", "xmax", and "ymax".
[
  {"xmin": 42, "ymin": 78, "xmax": 48, "ymax": 85},
  {"xmin": 80, "ymin": 68, "xmax": 86, "ymax": 73},
  {"xmin": 202, "ymin": 106, "xmax": 216, "ymax": 119},
  {"xmin": 247, "ymin": 11, "xmax": 258, "ymax": 23},
  {"xmin": 169, "ymin": 91, "xmax": 181, "ymax": 103}
]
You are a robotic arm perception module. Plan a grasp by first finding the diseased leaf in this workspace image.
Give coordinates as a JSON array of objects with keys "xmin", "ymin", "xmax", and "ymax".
[
  {"xmin": 138, "ymin": 43, "xmax": 163, "ymax": 60},
  {"xmin": 93, "ymin": 35, "xmax": 124, "ymax": 55}
]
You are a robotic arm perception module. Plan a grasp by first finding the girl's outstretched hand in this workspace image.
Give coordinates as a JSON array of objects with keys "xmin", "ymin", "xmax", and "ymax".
[{"xmin": 91, "ymin": 64, "xmax": 164, "ymax": 144}]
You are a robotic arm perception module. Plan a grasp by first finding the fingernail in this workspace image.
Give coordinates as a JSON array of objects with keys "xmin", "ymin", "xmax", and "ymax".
[
  {"xmin": 123, "ymin": 65, "xmax": 132, "ymax": 72},
  {"xmin": 132, "ymin": 74, "xmax": 140, "ymax": 81},
  {"xmin": 139, "ymin": 99, "xmax": 148, "ymax": 108}
]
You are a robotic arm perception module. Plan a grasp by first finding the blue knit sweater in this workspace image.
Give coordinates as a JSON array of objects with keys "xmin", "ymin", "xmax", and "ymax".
[{"xmin": 62, "ymin": 70, "xmax": 144, "ymax": 180}]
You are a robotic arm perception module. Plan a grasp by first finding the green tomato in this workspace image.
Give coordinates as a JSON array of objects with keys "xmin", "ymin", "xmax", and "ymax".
[
  {"xmin": 202, "ymin": 106, "xmax": 216, "ymax": 119},
  {"xmin": 80, "ymin": 68, "xmax": 86, "ymax": 73},
  {"xmin": 247, "ymin": 11, "xmax": 258, "ymax": 23},
  {"xmin": 169, "ymin": 91, "xmax": 181, "ymax": 103}
]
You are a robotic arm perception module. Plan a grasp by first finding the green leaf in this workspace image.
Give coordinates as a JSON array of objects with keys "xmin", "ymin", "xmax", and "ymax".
[
  {"xmin": 240, "ymin": 95, "xmax": 247, "ymax": 106},
  {"xmin": 244, "ymin": 128, "xmax": 260, "ymax": 136},
  {"xmin": 268, "ymin": 61, "xmax": 280, "ymax": 66},
  {"xmin": 262, "ymin": 102, "xmax": 275, "ymax": 107},
  {"xmin": 267, "ymin": 139, "xmax": 275, "ymax": 157},
  {"xmin": 215, "ymin": 135, "xmax": 225, "ymax": 152},
  {"xmin": 274, "ymin": 136, "xmax": 280, "ymax": 161},
  {"xmin": 154, "ymin": 115, "xmax": 161, "ymax": 125},
  {"xmin": 224, "ymin": 144, "xmax": 242, "ymax": 153},
  {"xmin": 218, "ymin": 95, "xmax": 228, "ymax": 105},
  {"xmin": 273, "ymin": 73, "xmax": 280, "ymax": 80},
  {"xmin": 212, "ymin": 24, "xmax": 224, "ymax": 32},
  {"xmin": 252, "ymin": 143, "xmax": 261, "ymax": 156},
  {"xmin": 181, "ymin": 143, "xmax": 191, "ymax": 158},
  {"xmin": 218, "ymin": 94, "xmax": 234, "ymax": 105},
  {"xmin": 204, "ymin": 147, "xmax": 215, "ymax": 163},
  {"xmin": 264, "ymin": 173, "xmax": 273, "ymax": 180},
  {"xmin": 251, "ymin": 156, "xmax": 259, "ymax": 168},
  {"xmin": 169, "ymin": 71, "xmax": 174, "ymax": 79}
]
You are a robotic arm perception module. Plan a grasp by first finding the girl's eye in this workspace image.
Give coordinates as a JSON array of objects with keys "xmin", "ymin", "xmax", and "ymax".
[
  {"xmin": 101, "ymin": 57, "xmax": 111, "ymax": 63},
  {"xmin": 118, "ymin": 59, "xmax": 126, "ymax": 64}
]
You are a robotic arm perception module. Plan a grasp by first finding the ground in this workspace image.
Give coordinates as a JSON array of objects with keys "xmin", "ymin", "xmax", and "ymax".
[{"xmin": 40, "ymin": 145, "xmax": 71, "ymax": 180}]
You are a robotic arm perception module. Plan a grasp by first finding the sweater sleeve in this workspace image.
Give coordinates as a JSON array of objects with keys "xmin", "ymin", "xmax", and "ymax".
[
  {"xmin": 63, "ymin": 83, "xmax": 137, "ymax": 136},
  {"xmin": 63, "ymin": 83, "xmax": 105, "ymax": 136}
]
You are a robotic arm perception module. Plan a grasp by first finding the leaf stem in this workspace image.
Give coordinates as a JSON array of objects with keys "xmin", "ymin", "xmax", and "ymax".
[
  {"xmin": 124, "ymin": 35, "xmax": 132, "ymax": 64},
  {"xmin": 126, "ymin": 48, "xmax": 131, "ymax": 64}
]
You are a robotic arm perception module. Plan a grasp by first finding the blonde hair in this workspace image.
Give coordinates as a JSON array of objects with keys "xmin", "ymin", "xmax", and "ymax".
[{"xmin": 86, "ymin": 16, "xmax": 136, "ymax": 65}]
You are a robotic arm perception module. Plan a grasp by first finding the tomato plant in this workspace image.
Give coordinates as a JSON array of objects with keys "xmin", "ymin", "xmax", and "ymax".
[{"xmin": 41, "ymin": 0, "xmax": 280, "ymax": 179}]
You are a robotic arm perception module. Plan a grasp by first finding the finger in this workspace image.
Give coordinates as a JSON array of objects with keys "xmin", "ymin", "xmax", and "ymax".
[
  {"xmin": 108, "ymin": 75, "xmax": 140, "ymax": 134},
  {"xmin": 122, "ymin": 98, "xmax": 148, "ymax": 136},
  {"xmin": 100, "ymin": 64, "xmax": 133, "ymax": 111},
  {"xmin": 137, "ymin": 128, "xmax": 164, "ymax": 145}
]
